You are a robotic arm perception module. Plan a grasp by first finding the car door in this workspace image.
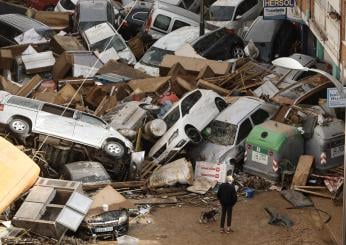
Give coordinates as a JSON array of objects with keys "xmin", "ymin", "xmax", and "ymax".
[
  {"xmin": 72, "ymin": 112, "xmax": 108, "ymax": 147},
  {"xmin": 180, "ymin": 90, "xmax": 215, "ymax": 130},
  {"xmin": 35, "ymin": 104, "xmax": 76, "ymax": 139}
]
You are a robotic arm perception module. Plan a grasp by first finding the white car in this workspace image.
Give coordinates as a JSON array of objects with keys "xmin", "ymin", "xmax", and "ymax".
[
  {"xmin": 0, "ymin": 93, "xmax": 133, "ymax": 158},
  {"xmin": 207, "ymin": 0, "xmax": 263, "ymax": 28},
  {"xmin": 190, "ymin": 97, "xmax": 278, "ymax": 166},
  {"xmin": 135, "ymin": 26, "xmax": 206, "ymax": 76},
  {"xmin": 148, "ymin": 89, "xmax": 227, "ymax": 164},
  {"xmin": 81, "ymin": 22, "xmax": 136, "ymax": 65}
]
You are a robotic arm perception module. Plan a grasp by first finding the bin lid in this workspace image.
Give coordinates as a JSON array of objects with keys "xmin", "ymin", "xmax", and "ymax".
[
  {"xmin": 314, "ymin": 119, "xmax": 345, "ymax": 140},
  {"xmin": 246, "ymin": 120, "xmax": 300, "ymax": 152}
]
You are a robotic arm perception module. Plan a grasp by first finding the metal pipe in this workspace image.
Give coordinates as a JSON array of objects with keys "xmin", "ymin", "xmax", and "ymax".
[{"xmin": 199, "ymin": 0, "xmax": 205, "ymax": 36}]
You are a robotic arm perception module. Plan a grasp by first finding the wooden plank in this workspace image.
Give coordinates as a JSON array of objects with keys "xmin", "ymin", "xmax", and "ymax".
[
  {"xmin": 293, "ymin": 187, "xmax": 331, "ymax": 198},
  {"xmin": 83, "ymin": 181, "xmax": 146, "ymax": 191},
  {"xmin": 131, "ymin": 197, "xmax": 178, "ymax": 205},
  {"xmin": 16, "ymin": 75, "xmax": 42, "ymax": 97},
  {"xmin": 291, "ymin": 155, "xmax": 314, "ymax": 187},
  {"xmin": 197, "ymin": 79, "xmax": 230, "ymax": 96}
]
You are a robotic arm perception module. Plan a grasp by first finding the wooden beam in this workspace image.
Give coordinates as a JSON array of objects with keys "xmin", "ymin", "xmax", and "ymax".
[{"xmin": 83, "ymin": 181, "xmax": 146, "ymax": 191}]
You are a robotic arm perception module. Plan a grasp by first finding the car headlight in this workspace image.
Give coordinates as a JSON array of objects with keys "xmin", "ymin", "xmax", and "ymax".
[
  {"xmin": 118, "ymin": 212, "xmax": 128, "ymax": 225},
  {"xmin": 168, "ymin": 129, "xmax": 179, "ymax": 144}
]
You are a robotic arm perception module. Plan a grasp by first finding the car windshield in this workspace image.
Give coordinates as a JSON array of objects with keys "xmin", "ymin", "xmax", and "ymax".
[
  {"xmin": 208, "ymin": 6, "xmax": 235, "ymax": 21},
  {"xmin": 141, "ymin": 47, "xmax": 174, "ymax": 67},
  {"xmin": 91, "ymin": 35, "xmax": 127, "ymax": 52},
  {"xmin": 163, "ymin": 106, "xmax": 180, "ymax": 129},
  {"xmin": 204, "ymin": 120, "xmax": 238, "ymax": 146}
]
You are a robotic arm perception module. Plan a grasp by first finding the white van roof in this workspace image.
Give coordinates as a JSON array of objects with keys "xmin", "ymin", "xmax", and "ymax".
[
  {"xmin": 153, "ymin": 26, "xmax": 202, "ymax": 51},
  {"xmin": 212, "ymin": 0, "xmax": 243, "ymax": 7}
]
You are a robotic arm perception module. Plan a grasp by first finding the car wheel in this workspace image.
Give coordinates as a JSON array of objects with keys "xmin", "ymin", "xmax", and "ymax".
[
  {"xmin": 9, "ymin": 118, "xmax": 30, "ymax": 135},
  {"xmin": 215, "ymin": 98, "xmax": 227, "ymax": 111},
  {"xmin": 232, "ymin": 46, "xmax": 245, "ymax": 58},
  {"xmin": 104, "ymin": 141, "xmax": 125, "ymax": 158},
  {"xmin": 185, "ymin": 126, "xmax": 202, "ymax": 144}
]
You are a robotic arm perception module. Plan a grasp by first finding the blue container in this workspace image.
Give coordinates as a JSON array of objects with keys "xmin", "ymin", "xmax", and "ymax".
[{"xmin": 244, "ymin": 188, "xmax": 254, "ymax": 198}]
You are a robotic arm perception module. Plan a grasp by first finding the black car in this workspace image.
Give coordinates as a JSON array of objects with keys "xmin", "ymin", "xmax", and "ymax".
[
  {"xmin": 0, "ymin": 14, "xmax": 53, "ymax": 47},
  {"xmin": 117, "ymin": 3, "xmax": 151, "ymax": 40},
  {"xmin": 192, "ymin": 27, "xmax": 245, "ymax": 61},
  {"xmin": 81, "ymin": 210, "xmax": 129, "ymax": 240}
]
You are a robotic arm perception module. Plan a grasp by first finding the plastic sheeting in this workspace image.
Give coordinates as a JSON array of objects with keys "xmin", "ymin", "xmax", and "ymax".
[{"xmin": 149, "ymin": 158, "xmax": 193, "ymax": 188}]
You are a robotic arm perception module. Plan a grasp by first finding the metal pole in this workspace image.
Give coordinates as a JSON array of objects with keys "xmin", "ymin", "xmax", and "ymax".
[
  {"xmin": 343, "ymin": 62, "xmax": 346, "ymax": 245},
  {"xmin": 200, "ymin": 0, "xmax": 205, "ymax": 36}
]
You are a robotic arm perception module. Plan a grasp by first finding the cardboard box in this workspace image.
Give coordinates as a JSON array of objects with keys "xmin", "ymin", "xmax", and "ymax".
[
  {"xmin": 0, "ymin": 49, "xmax": 13, "ymax": 70},
  {"xmin": 52, "ymin": 52, "xmax": 73, "ymax": 80},
  {"xmin": 160, "ymin": 55, "xmax": 231, "ymax": 76}
]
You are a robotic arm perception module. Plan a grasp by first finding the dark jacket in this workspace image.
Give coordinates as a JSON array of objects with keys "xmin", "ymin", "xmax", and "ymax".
[{"xmin": 217, "ymin": 182, "xmax": 237, "ymax": 206}]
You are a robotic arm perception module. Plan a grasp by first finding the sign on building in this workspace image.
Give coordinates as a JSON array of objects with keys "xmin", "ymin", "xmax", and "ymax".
[
  {"xmin": 327, "ymin": 87, "xmax": 346, "ymax": 108},
  {"xmin": 263, "ymin": 0, "xmax": 296, "ymax": 20}
]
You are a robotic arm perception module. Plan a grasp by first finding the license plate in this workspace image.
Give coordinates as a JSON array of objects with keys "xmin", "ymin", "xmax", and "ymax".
[
  {"xmin": 95, "ymin": 226, "xmax": 113, "ymax": 233},
  {"xmin": 252, "ymin": 151, "xmax": 268, "ymax": 165},
  {"xmin": 331, "ymin": 145, "xmax": 344, "ymax": 158}
]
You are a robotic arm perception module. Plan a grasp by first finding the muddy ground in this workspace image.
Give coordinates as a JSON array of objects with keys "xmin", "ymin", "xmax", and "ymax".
[{"xmin": 128, "ymin": 191, "xmax": 340, "ymax": 245}]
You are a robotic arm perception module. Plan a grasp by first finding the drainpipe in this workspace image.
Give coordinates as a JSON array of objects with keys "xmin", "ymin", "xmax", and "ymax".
[{"xmin": 200, "ymin": 0, "xmax": 205, "ymax": 36}]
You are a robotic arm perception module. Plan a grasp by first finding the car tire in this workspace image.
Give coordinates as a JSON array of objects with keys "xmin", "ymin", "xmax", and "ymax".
[
  {"xmin": 232, "ymin": 46, "xmax": 245, "ymax": 58},
  {"xmin": 215, "ymin": 98, "xmax": 227, "ymax": 111},
  {"xmin": 104, "ymin": 141, "xmax": 125, "ymax": 158},
  {"xmin": 9, "ymin": 118, "xmax": 30, "ymax": 135},
  {"xmin": 185, "ymin": 126, "xmax": 202, "ymax": 144}
]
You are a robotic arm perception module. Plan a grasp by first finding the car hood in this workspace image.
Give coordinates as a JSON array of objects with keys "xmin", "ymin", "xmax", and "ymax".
[{"xmin": 192, "ymin": 141, "xmax": 235, "ymax": 163}]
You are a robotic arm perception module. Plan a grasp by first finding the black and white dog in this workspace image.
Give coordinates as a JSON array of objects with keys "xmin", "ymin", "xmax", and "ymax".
[{"xmin": 199, "ymin": 208, "xmax": 218, "ymax": 224}]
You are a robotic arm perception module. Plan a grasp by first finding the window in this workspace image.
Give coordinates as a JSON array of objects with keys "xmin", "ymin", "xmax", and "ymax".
[
  {"xmin": 251, "ymin": 109, "xmax": 269, "ymax": 125},
  {"xmin": 140, "ymin": 46, "xmax": 174, "ymax": 67},
  {"xmin": 163, "ymin": 106, "xmax": 180, "ymax": 129},
  {"xmin": 132, "ymin": 12, "xmax": 148, "ymax": 22},
  {"xmin": 41, "ymin": 104, "xmax": 74, "ymax": 118},
  {"xmin": 79, "ymin": 113, "xmax": 106, "ymax": 127},
  {"xmin": 172, "ymin": 20, "xmax": 189, "ymax": 31},
  {"xmin": 247, "ymin": 0, "xmax": 258, "ymax": 9},
  {"xmin": 236, "ymin": 119, "xmax": 252, "ymax": 144},
  {"xmin": 234, "ymin": 1, "xmax": 248, "ymax": 18},
  {"xmin": 153, "ymin": 14, "xmax": 171, "ymax": 31},
  {"xmin": 181, "ymin": 90, "xmax": 202, "ymax": 116},
  {"xmin": 204, "ymin": 120, "xmax": 238, "ymax": 146},
  {"xmin": 7, "ymin": 97, "xmax": 41, "ymax": 110}
]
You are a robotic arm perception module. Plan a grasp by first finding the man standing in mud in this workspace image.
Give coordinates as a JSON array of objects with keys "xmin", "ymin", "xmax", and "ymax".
[{"xmin": 217, "ymin": 175, "xmax": 237, "ymax": 233}]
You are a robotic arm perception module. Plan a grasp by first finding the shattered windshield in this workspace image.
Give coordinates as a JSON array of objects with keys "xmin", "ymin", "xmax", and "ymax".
[
  {"xmin": 208, "ymin": 6, "xmax": 235, "ymax": 21},
  {"xmin": 91, "ymin": 35, "xmax": 127, "ymax": 52},
  {"xmin": 203, "ymin": 120, "xmax": 238, "ymax": 146},
  {"xmin": 141, "ymin": 47, "xmax": 175, "ymax": 67},
  {"xmin": 163, "ymin": 106, "xmax": 180, "ymax": 129}
]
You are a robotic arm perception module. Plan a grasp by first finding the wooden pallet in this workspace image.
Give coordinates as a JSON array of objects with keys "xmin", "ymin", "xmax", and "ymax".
[{"xmin": 140, "ymin": 160, "xmax": 161, "ymax": 179}]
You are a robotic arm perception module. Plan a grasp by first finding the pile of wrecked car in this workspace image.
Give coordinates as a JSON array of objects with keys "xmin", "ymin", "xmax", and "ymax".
[{"xmin": 0, "ymin": 0, "xmax": 344, "ymax": 243}]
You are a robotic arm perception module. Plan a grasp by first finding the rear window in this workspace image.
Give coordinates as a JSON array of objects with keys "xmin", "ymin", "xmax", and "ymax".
[
  {"xmin": 7, "ymin": 96, "xmax": 41, "ymax": 110},
  {"xmin": 132, "ymin": 12, "xmax": 148, "ymax": 22},
  {"xmin": 204, "ymin": 120, "xmax": 238, "ymax": 146},
  {"xmin": 153, "ymin": 14, "xmax": 171, "ymax": 31}
]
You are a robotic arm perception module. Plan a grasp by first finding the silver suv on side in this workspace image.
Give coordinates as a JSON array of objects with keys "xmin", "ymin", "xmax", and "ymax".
[{"xmin": 0, "ymin": 92, "xmax": 133, "ymax": 158}]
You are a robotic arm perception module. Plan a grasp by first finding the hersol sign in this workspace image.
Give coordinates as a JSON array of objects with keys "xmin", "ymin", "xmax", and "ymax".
[{"xmin": 263, "ymin": 0, "xmax": 295, "ymax": 8}]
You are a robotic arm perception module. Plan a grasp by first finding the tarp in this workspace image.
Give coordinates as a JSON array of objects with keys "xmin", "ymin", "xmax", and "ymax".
[{"xmin": 0, "ymin": 137, "xmax": 40, "ymax": 214}]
